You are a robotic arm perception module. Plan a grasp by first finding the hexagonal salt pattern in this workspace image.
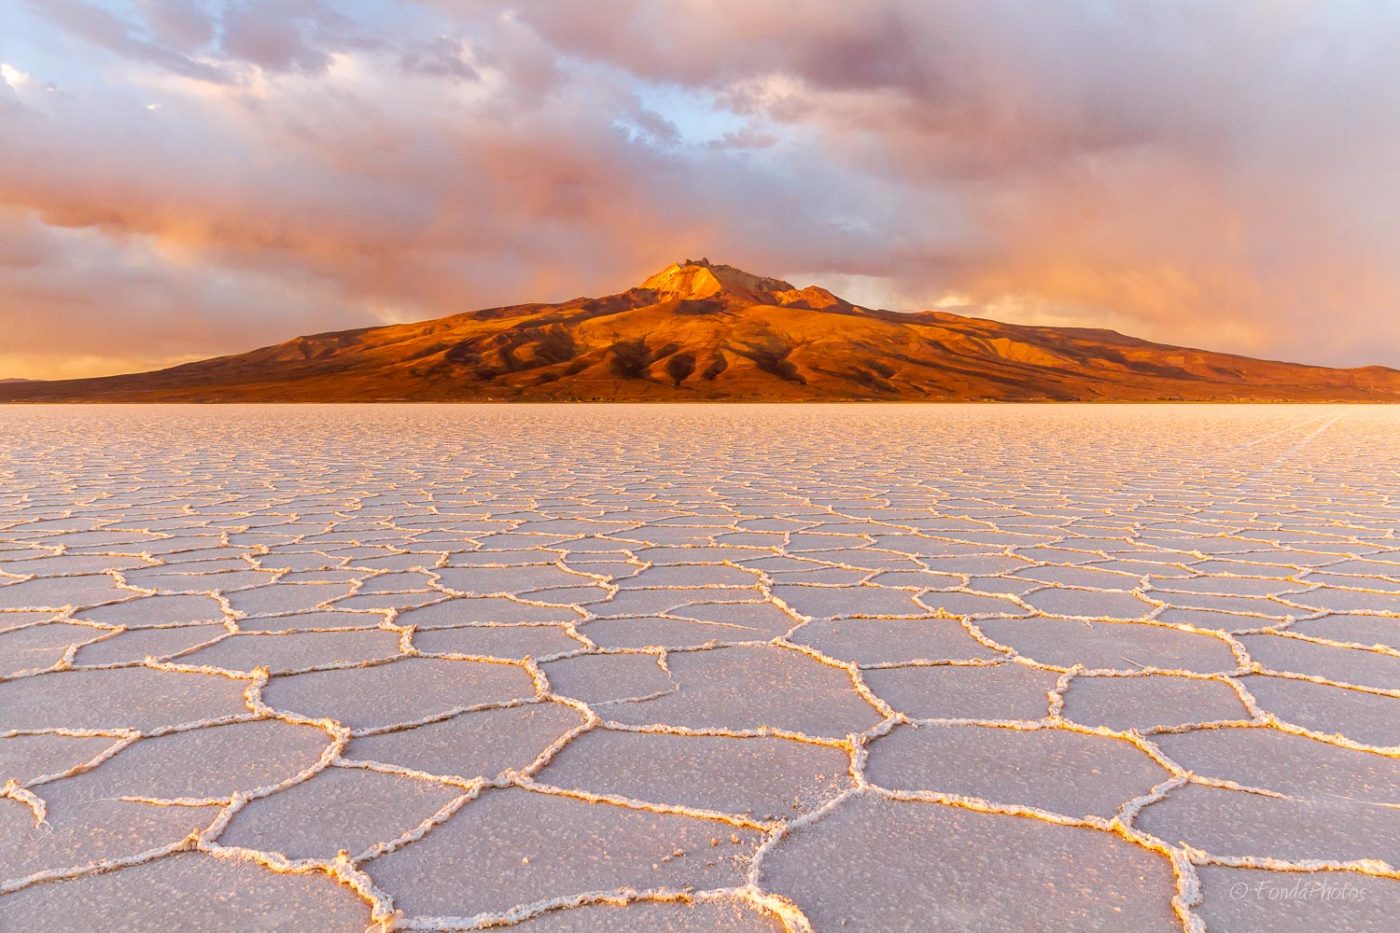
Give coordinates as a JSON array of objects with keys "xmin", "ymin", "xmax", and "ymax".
[{"xmin": 0, "ymin": 403, "xmax": 1397, "ymax": 930}]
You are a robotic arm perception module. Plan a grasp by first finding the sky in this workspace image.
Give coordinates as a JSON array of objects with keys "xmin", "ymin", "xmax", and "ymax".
[{"xmin": 1, "ymin": 0, "xmax": 1398, "ymax": 379}]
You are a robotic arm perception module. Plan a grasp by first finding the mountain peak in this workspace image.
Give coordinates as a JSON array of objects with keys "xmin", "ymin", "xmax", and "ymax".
[{"xmin": 640, "ymin": 259, "xmax": 798, "ymax": 302}]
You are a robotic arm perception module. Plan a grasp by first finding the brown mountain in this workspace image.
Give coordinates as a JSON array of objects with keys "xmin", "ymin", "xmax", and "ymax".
[{"xmin": 5, "ymin": 260, "xmax": 1399, "ymax": 402}]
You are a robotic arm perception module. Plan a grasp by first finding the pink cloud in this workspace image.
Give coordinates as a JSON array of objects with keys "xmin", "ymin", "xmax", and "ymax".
[{"xmin": 2, "ymin": 0, "xmax": 1397, "ymax": 378}]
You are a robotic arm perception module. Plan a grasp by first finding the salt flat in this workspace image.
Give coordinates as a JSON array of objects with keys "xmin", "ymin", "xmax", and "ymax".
[{"xmin": 0, "ymin": 404, "xmax": 1396, "ymax": 932}]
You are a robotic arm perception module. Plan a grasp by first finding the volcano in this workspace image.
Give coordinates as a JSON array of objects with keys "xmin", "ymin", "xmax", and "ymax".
[{"xmin": 4, "ymin": 259, "xmax": 1398, "ymax": 402}]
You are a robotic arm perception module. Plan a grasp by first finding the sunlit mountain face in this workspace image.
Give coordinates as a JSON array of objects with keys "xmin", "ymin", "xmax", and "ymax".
[{"xmin": 3, "ymin": 260, "xmax": 1397, "ymax": 403}]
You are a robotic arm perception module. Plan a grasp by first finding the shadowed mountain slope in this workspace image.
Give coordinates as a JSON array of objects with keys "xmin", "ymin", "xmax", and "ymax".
[{"xmin": 5, "ymin": 260, "xmax": 1399, "ymax": 402}]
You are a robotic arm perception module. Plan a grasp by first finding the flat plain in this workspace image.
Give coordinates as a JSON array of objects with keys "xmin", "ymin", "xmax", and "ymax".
[{"xmin": 0, "ymin": 404, "xmax": 1396, "ymax": 931}]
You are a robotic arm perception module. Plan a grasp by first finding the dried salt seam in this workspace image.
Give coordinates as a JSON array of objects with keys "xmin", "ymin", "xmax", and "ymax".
[
  {"xmin": 392, "ymin": 883, "xmax": 807, "ymax": 933},
  {"xmin": 0, "ymin": 834, "xmax": 204, "ymax": 897},
  {"xmin": 1244, "ymin": 664, "xmax": 1400, "ymax": 699},
  {"xmin": 1, "ymin": 406, "xmax": 1398, "ymax": 930},
  {"xmin": 510, "ymin": 778, "xmax": 774, "ymax": 832},
  {"xmin": 0, "ymin": 781, "xmax": 47, "ymax": 827},
  {"xmin": 350, "ymin": 696, "xmax": 557, "ymax": 739}
]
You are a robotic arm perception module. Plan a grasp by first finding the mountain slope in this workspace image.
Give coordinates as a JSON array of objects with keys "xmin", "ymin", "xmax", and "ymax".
[{"xmin": 5, "ymin": 260, "xmax": 1399, "ymax": 402}]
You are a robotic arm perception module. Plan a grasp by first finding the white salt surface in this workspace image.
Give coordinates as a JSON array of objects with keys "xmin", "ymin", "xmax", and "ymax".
[{"xmin": 0, "ymin": 403, "xmax": 1396, "ymax": 930}]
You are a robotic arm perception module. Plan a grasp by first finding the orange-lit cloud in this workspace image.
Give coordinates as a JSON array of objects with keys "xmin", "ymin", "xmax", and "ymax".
[{"xmin": 1, "ymin": 0, "xmax": 1397, "ymax": 378}]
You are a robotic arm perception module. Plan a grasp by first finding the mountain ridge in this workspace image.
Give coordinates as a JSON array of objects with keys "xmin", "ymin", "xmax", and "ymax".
[{"xmin": 4, "ymin": 259, "xmax": 1399, "ymax": 402}]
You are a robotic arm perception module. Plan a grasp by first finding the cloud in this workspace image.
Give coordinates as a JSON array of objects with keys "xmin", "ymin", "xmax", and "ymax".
[
  {"xmin": 0, "ymin": 206, "xmax": 353, "ymax": 378},
  {"xmin": 1, "ymin": 0, "xmax": 1397, "ymax": 377},
  {"xmin": 137, "ymin": 0, "xmax": 217, "ymax": 52},
  {"xmin": 218, "ymin": 0, "xmax": 384, "ymax": 75},
  {"xmin": 398, "ymin": 36, "xmax": 478, "ymax": 82},
  {"xmin": 1, "ymin": 64, "xmax": 32, "ymax": 90},
  {"xmin": 31, "ymin": 0, "xmax": 230, "ymax": 82}
]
